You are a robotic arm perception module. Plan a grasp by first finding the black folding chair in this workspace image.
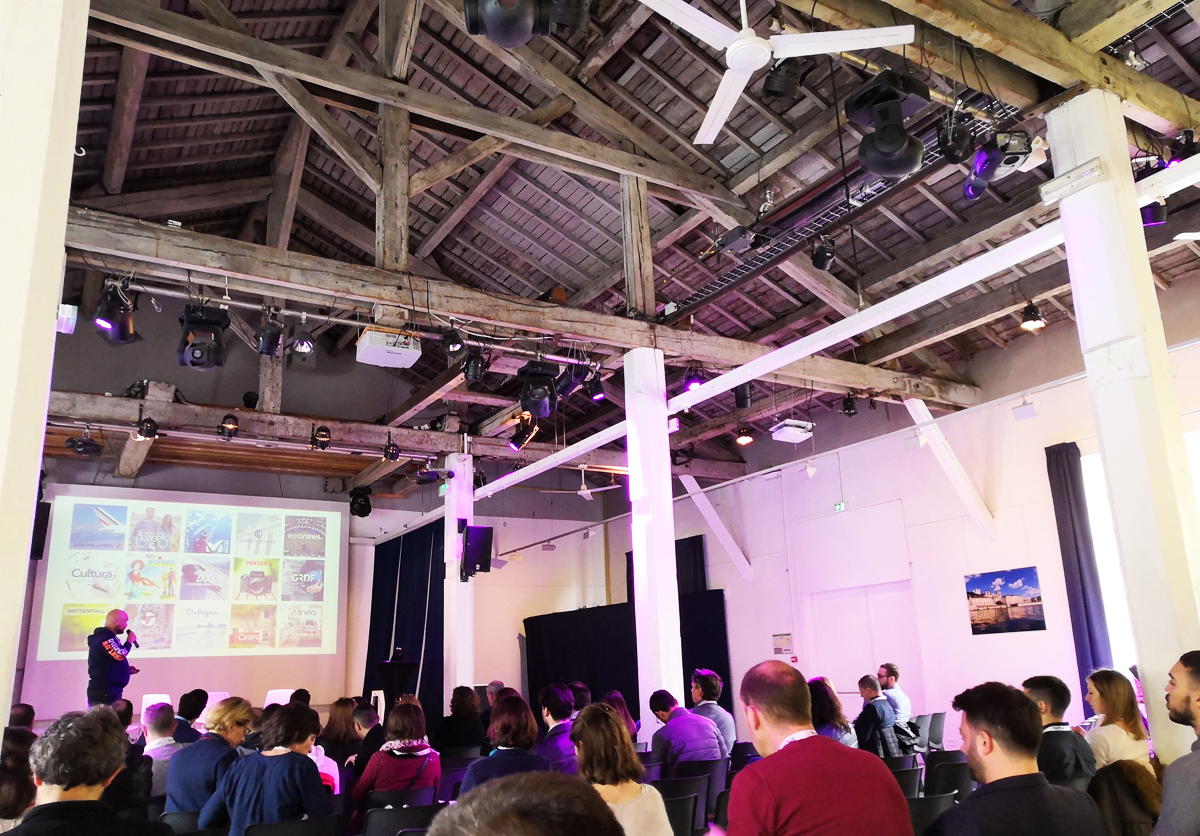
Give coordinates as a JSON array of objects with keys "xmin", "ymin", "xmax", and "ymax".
[
  {"xmin": 438, "ymin": 747, "xmax": 481, "ymax": 759},
  {"xmin": 640, "ymin": 761, "xmax": 663, "ymax": 783},
  {"xmin": 928, "ymin": 761, "xmax": 974, "ymax": 803},
  {"xmin": 913, "ymin": 715, "xmax": 932, "ymax": 753},
  {"xmin": 366, "ymin": 786, "xmax": 438, "ymax": 811},
  {"xmin": 907, "ymin": 792, "xmax": 956, "ymax": 836},
  {"xmin": 891, "ymin": 767, "xmax": 922, "ymax": 799},
  {"xmin": 730, "ymin": 742, "xmax": 758, "ymax": 773},
  {"xmin": 713, "ymin": 790, "xmax": 731, "ymax": 829},
  {"xmin": 244, "ymin": 815, "xmax": 343, "ymax": 836},
  {"xmin": 674, "ymin": 758, "xmax": 728, "ymax": 820},
  {"xmin": 159, "ymin": 811, "xmax": 202, "ymax": 835},
  {"xmin": 438, "ymin": 767, "xmax": 471, "ymax": 803},
  {"xmin": 885, "ymin": 755, "xmax": 917, "ymax": 771},
  {"xmin": 922, "ymin": 749, "xmax": 965, "ymax": 773},
  {"xmin": 637, "ymin": 750, "xmax": 659, "ymax": 764},
  {"xmin": 652, "ymin": 776, "xmax": 709, "ymax": 832},
  {"xmin": 363, "ymin": 804, "xmax": 448, "ymax": 836},
  {"xmin": 660, "ymin": 794, "xmax": 698, "ymax": 836},
  {"xmin": 926, "ymin": 713, "xmax": 946, "ymax": 752}
]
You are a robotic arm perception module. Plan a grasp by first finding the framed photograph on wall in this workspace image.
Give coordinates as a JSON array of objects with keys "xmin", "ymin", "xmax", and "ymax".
[{"xmin": 965, "ymin": 567, "xmax": 1046, "ymax": 635}]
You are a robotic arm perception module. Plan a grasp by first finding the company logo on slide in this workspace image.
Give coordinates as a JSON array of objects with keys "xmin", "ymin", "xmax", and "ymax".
[
  {"xmin": 70, "ymin": 568, "xmax": 115, "ymax": 580},
  {"xmin": 235, "ymin": 631, "xmax": 267, "ymax": 644}
]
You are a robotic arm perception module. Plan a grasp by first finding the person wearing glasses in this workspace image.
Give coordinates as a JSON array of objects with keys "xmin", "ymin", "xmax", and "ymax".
[{"xmin": 165, "ymin": 697, "xmax": 254, "ymax": 813}]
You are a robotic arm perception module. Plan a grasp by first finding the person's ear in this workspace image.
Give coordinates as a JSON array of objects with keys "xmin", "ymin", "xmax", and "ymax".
[
  {"xmin": 32, "ymin": 776, "xmax": 45, "ymax": 789},
  {"xmin": 977, "ymin": 728, "xmax": 995, "ymax": 756}
]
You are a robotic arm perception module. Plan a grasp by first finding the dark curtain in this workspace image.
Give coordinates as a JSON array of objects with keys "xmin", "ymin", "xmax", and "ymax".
[
  {"xmin": 625, "ymin": 534, "xmax": 708, "ymax": 601},
  {"xmin": 1046, "ymin": 442, "xmax": 1113, "ymax": 701}
]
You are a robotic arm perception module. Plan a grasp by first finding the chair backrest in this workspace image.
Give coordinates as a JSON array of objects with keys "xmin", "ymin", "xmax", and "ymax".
[
  {"xmin": 885, "ymin": 755, "xmax": 916, "ymax": 771},
  {"xmin": 907, "ymin": 792, "xmax": 956, "ymax": 836},
  {"xmin": 928, "ymin": 761, "xmax": 975, "ymax": 803},
  {"xmin": 640, "ymin": 761, "xmax": 663, "ymax": 784},
  {"xmin": 438, "ymin": 768, "xmax": 471, "ymax": 803},
  {"xmin": 159, "ymin": 811, "xmax": 201, "ymax": 835},
  {"xmin": 634, "ymin": 741, "xmax": 650, "ymax": 752},
  {"xmin": 440, "ymin": 756, "xmax": 482, "ymax": 770},
  {"xmin": 364, "ymin": 804, "xmax": 447, "ymax": 836},
  {"xmin": 660, "ymin": 794, "xmax": 698, "ymax": 836},
  {"xmin": 714, "ymin": 789, "xmax": 731, "ymax": 829},
  {"xmin": 244, "ymin": 814, "xmax": 344, "ymax": 836},
  {"xmin": 914, "ymin": 715, "xmax": 932, "ymax": 749},
  {"xmin": 923, "ymin": 749, "xmax": 966, "ymax": 775},
  {"xmin": 1054, "ymin": 774, "xmax": 1093, "ymax": 792},
  {"xmin": 730, "ymin": 742, "xmax": 759, "ymax": 772},
  {"xmin": 637, "ymin": 750, "xmax": 658, "ymax": 765},
  {"xmin": 891, "ymin": 766, "xmax": 922, "ymax": 799},
  {"xmin": 673, "ymin": 758, "xmax": 728, "ymax": 820},
  {"xmin": 927, "ymin": 712, "xmax": 946, "ymax": 749},
  {"xmin": 439, "ymin": 746, "xmax": 481, "ymax": 760},
  {"xmin": 367, "ymin": 786, "xmax": 439, "ymax": 811},
  {"xmin": 652, "ymin": 776, "xmax": 709, "ymax": 832},
  {"xmin": 397, "ymin": 831, "xmax": 427, "ymax": 835},
  {"xmin": 452, "ymin": 781, "xmax": 462, "ymax": 801}
]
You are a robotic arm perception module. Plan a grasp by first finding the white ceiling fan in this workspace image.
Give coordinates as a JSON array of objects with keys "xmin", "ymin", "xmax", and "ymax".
[
  {"xmin": 538, "ymin": 466, "xmax": 625, "ymax": 501},
  {"xmin": 637, "ymin": 0, "xmax": 915, "ymax": 144}
]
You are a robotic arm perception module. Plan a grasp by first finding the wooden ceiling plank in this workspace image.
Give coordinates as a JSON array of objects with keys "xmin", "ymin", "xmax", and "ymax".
[
  {"xmin": 1059, "ymin": 0, "xmax": 1181, "ymax": 52},
  {"xmin": 102, "ymin": 0, "xmax": 157, "ymax": 196}
]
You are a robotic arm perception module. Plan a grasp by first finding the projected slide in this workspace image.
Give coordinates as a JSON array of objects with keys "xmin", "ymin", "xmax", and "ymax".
[{"xmin": 37, "ymin": 496, "xmax": 342, "ymax": 660}]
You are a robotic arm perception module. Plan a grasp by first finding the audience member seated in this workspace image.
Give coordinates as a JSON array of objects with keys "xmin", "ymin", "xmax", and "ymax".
[
  {"xmin": 808, "ymin": 677, "xmax": 857, "ymax": 749},
  {"xmin": 289, "ymin": 690, "xmax": 311, "ymax": 706},
  {"xmin": 315, "ymin": 697, "xmax": 360, "ymax": 769},
  {"xmin": 350, "ymin": 703, "xmax": 440, "ymax": 832},
  {"xmin": 601, "ymin": 691, "xmax": 638, "ymax": 741},
  {"xmin": 692, "ymin": 669, "xmax": 737, "ymax": 752},
  {"xmin": 480, "ymin": 681, "xmax": 504, "ymax": 732},
  {"xmin": 572, "ymin": 703, "xmax": 671, "ymax": 836},
  {"xmin": 569, "ymin": 682, "xmax": 591, "ymax": 721},
  {"xmin": 6, "ymin": 709, "xmax": 33, "ymax": 734},
  {"xmin": 100, "ymin": 701, "xmax": 151, "ymax": 814},
  {"xmin": 141, "ymin": 703, "xmax": 184, "ymax": 799},
  {"xmin": 1084, "ymin": 670, "xmax": 1153, "ymax": 775},
  {"xmin": 430, "ymin": 687, "xmax": 488, "ymax": 753},
  {"xmin": 427, "ymin": 771, "xmax": 624, "ymax": 836},
  {"xmin": 534, "ymin": 685, "xmax": 578, "ymax": 775},
  {"xmin": 1154, "ymin": 650, "xmax": 1200, "ymax": 836},
  {"xmin": 238, "ymin": 706, "xmax": 268, "ymax": 752},
  {"xmin": 1022, "ymin": 675, "xmax": 1096, "ymax": 784},
  {"xmin": 926, "ymin": 682, "xmax": 1104, "ymax": 836},
  {"xmin": 172, "ymin": 690, "xmax": 207, "ymax": 745},
  {"xmin": 648, "ymin": 689, "xmax": 728, "ymax": 778},
  {"xmin": 348, "ymin": 704, "xmax": 384, "ymax": 777},
  {"xmin": 112, "ymin": 700, "xmax": 145, "ymax": 749},
  {"xmin": 165, "ymin": 696, "xmax": 253, "ymax": 814},
  {"xmin": 877, "ymin": 663, "xmax": 912, "ymax": 724},
  {"xmin": 725, "ymin": 661, "xmax": 910, "ymax": 836},
  {"xmin": 0, "ymin": 728, "xmax": 36, "ymax": 831},
  {"xmin": 461, "ymin": 695, "xmax": 549, "ymax": 795},
  {"xmin": 199, "ymin": 702, "xmax": 332, "ymax": 836},
  {"xmin": 10, "ymin": 708, "xmax": 173, "ymax": 836},
  {"xmin": 854, "ymin": 675, "xmax": 901, "ymax": 757}
]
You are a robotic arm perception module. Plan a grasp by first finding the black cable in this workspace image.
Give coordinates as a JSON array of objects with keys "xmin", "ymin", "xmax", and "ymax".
[{"xmin": 826, "ymin": 56, "xmax": 863, "ymax": 303}]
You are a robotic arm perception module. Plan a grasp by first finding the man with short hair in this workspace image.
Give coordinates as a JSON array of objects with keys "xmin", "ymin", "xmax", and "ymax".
[
  {"xmin": 533, "ymin": 684, "xmax": 577, "ymax": 774},
  {"xmin": 348, "ymin": 704, "xmax": 384, "ymax": 776},
  {"xmin": 1022, "ymin": 675, "xmax": 1096, "ymax": 784},
  {"xmin": 854, "ymin": 675, "xmax": 901, "ymax": 757},
  {"xmin": 568, "ymin": 681, "xmax": 590, "ymax": 720},
  {"xmin": 1153, "ymin": 650, "xmax": 1200, "ymax": 836},
  {"xmin": 173, "ymin": 690, "xmax": 207, "ymax": 744},
  {"xmin": 12, "ymin": 708, "xmax": 172, "ymax": 835},
  {"xmin": 725, "ymin": 660, "xmax": 911, "ymax": 836},
  {"xmin": 927, "ymin": 682, "xmax": 1103, "ymax": 836},
  {"xmin": 86, "ymin": 609, "xmax": 139, "ymax": 707},
  {"xmin": 480, "ymin": 680, "xmax": 504, "ymax": 731},
  {"xmin": 101, "ymin": 701, "xmax": 152, "ymax": 814},
  {"xmin": 290, "ymin": 689, "xmax": 311, "ymax": 706},
  {"xmin": 877, "ymin": 663, "xmax": 911, "ymax": 724},
  {"xmin": 9, "ymin": 704, "xmax": 35, "ymax": 731},
  {"xmin": 692, "ymin": 669, "xmax": 737, "ymax": 751},
  {"xmin": 142, "ymin": 703, "xmax": 185, "ymax": 798},
  {"xmin": 649, "ymin": 689, "xmax": 728, "ymax": 778}
]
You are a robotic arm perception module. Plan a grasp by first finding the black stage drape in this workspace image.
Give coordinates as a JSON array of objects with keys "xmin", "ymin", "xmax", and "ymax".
[{"xmin": 625, "ymin": 534, "xmax": 708, "ymax": 601}]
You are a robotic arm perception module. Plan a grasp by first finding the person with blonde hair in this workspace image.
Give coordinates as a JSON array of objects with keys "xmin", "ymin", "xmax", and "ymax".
[
  {"xmin": 571, "ymin": 703, "xmax": 671, "ymax": 836},
  {"xmin": 166, "ymin": 697, "xmax": 254, "ymax": 813},
  {"xmin": 1083, "ymin": 669, "xmax": 1152, "ymax": 773}
]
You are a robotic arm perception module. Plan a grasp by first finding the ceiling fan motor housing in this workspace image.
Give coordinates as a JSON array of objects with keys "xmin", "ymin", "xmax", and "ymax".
[{"xmin": 464, "ymin": 0, "xmax": 553, "ymax": 48}]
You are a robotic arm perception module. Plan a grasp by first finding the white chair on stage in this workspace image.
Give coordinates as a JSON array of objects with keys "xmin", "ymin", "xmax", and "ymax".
[
  {"xmin": 263, "ymin": 689, "xmax": 295, "ymax": 708},
  {"xmin": 139, "ymin": 693, "xmax": 172, "ymax": 718}
]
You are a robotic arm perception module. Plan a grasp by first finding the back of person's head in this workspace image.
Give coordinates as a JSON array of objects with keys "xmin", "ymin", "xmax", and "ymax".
[
  {"xmin": 323, "ymin": 697, "xmax": 360, "ymax": 745},
  {"xmin": 486, "ymin": 681, "xmax": 505, "ymax": 698},
  {"xmin": 451, "ymin": 686, "xmax": 480, "ymax": 717},
  {"xmin": 0, "ymin": 727, "xmax": 36, "ymax": 820},
  {"xmin": 494, "ymin": 688, "xmax": 520, "ymax": 702},
  {"xmin": 490, "ymin": 696, "xmax": 538, "ymax": 750},
  {"xmin": 7, "ymin": 705, "xmax": 33, "ymax": 731},
  {"xmin": 1181, "ymin": 650, "xmax": 1200, "ymax": 684},
  {"xmin": 858, "ymin": 675, "xmax": 881, "ymax": 694},
  {"xmin": 178, "ymin": 689, "xmax": 209, "ymax": 721},
  {"xmin": 29, "ymin": 709, "xmax": 126, "ymax": 789},
  {"xmin": 205, "ymin": 697, "xmax": 254, "ymax": 735},
  {"xmin": 254, "ymin": 702, "xmax": 281, "ymax": 731},
  {"xmin": 568, "ymin": 682, "xmax": 591, "ymax": 712},
  {"xmin": 570, "ymin": 703, "xmax": 643, "ymax": 786},
  {"xmin": 952, "ymin": 682, "xmax": 1042, "ymax": 759},
  {"xmin": 398, "ymin": 694, "xmax": 422, "ymax": 707},
  {"xmin": 385, "ymin": 703, "xmax": 426, "ymax": 743},
  {"xmin": 144, "ymin": 703, "xmax": 176, "ymax": 738},
  {"xmin": 538, "ymin": 684, "xmax": 574, "ymax": 722},
  {"xmin": 1022, "ymin": 675, "xmax": 1072, "ymax": 719},
  {"xmin": 427, "ymin": 770, "xmax": 624, "ymax": 836},
  {"xmin": 262, "ymin": 702, "xmax": 321, "ymax": 749},
  {"xmin": 599, "ymin": 691, "xmax": 637, "ymax": 739},
  {"xmin": 289, "ymin": 689, "xmax": 312, "ymax": 706},
  {"xmin": 111, "ymin": 699, "xmax": 134, "ymax": 728},
  {"xmin": 352, "ymin": 704, "xmax": 380, "ymax": 729},
  {"xmin": 807, "ymin": 677, "xmax": 849, "ymax": 733},
  {"xmin": 691, "ymin": 669, "xmax": 723, "ymax": 702},
  {"xmin": 1089, "ymin": 669, "xmax": 1147, "ymax": 740},
  {"xmin": 740, "ymin": 661, "xmax": 812, "ymax": 727},
  {"xmin": 648, "ymin": 690, "xmax": 678, "ymax": 715}
]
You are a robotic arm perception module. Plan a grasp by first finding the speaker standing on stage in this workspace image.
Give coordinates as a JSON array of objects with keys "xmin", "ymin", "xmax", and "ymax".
[{"xmin": 86, "ymin": 609, "xmax": 139, "ymax": 707}]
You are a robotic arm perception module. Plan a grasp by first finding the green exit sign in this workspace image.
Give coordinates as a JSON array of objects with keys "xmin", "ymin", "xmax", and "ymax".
[{"xmin": 833, "ymin": 501, "xmax": 847, "ymax": 512}]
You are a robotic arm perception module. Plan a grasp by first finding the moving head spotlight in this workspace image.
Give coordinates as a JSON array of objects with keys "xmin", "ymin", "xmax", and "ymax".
[
  {"xmin": 178, "ymin": 305, "xmax": 231, "ymax": 370},
  {"xmin": 465, "ymin": 0, "xmax": 589, "ymax": 48},
  {"xmin": 844, "ymin": 71, "xmax": 930, "ymax": 178}
]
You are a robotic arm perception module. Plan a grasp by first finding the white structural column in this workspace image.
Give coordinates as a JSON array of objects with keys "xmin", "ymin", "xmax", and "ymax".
[
  {"xmin": 1046, "ymin": 88, "xmax": 1200, "ymax": 762},
  {"xmin": 442, "ymin": 453, "xmax": 475, "ymax": 700},
  {"xmin": 0, "ymin": 2, "xmax": 88, "ymax": 709},
  {"xmin": 624, "ymin": 347, "xmax": 684, "ymax": 742}
]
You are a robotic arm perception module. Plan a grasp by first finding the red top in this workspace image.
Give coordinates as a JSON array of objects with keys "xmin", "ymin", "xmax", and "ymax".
[
  {"xmin": 726, "ymin": 734, "xmax": 913, "ymax": 836},
  {"xmin": 351, "ymin": 747, "xmax": 441, "ymax": 806}
]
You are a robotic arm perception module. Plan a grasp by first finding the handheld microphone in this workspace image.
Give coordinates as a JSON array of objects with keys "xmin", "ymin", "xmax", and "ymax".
[{"xmin": 126, "ymin": 629, "xmax": 139, "ymax": 649}]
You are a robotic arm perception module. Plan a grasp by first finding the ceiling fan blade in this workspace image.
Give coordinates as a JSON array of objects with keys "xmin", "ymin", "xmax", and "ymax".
[
  {"xmin": 591, "ymin": 484, "xmax": 625, "ymax": 493},
  {"xmin": 579, "ymin": 489, "xmax": 594, "ymax": 500},
  {"xmin": 768, "ymin": 25, "xmax": 915, "ymax": 59},
  {"xmin": 693, "ymin": 68, "xmax": 754, "ymax": 145},
  {"xmin": 637, "ymin": 0, "xmax": 740, "ymax": 50}
]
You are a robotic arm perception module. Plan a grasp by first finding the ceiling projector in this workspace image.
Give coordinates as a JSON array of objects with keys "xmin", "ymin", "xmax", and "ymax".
[{"xmin": 770, "ymin": 419, "xmax": 815, "ymax": 444}]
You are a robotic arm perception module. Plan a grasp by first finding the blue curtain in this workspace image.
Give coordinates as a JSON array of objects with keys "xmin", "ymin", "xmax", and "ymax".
[{"xmin": 1045, "ymin": 442, "xmax": 1113, "ymax": 702}]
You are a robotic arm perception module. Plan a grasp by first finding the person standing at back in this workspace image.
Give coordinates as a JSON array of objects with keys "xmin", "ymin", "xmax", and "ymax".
[
  {"xmin": 1021, "ymin": 675, "xmax": 1096, "ymax": 785},
  {"xmin": 877, "ymin": 663, "xmax": 911, "ymax": 724},
  {"xmin": 648, "ymin": 690, "xmax": 727, "ymax": 778},
  {"xmin": 724, "ymin": 660, "xmax": 911, "ymax": 836},
  {"xmin": 173, "ymin": 691, "xmax": 207, "ymax": 745},
  {"xmin": 1154, "ymin": 651, "xmax": 1200, "ymax": 836},
  {"xmin": 926, "ymin": 682, "xmax": 1104, "ymax": 836},
  {"xmin": 692, "ymin": 669, "xmax": 737, "ymax": 752}
]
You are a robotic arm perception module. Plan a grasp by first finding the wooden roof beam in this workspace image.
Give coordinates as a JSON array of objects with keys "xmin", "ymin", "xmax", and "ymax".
[
  {"xmin": 73, "ymin": 177, "xmax": 273, "ymax": 219},
  {"xmin": 576, "ymin": 3, "xmax": 654, "ymax": 83},
  {"xmin": 101, "ymin": 0, "xmax": 156, "ymax": 195},
  {"xmin": 1058, "ymin": 0, "xmax": 1181, "ymax": 52}
]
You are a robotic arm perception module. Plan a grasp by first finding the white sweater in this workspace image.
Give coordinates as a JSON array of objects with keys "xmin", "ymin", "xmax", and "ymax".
[
  {"xmin": 607, "ymin": 784, "xmax": 674, "ymax": 836},
  {"xmin": 1085, "ymin": 723, "xmax": 1153, "ymax": 773}
]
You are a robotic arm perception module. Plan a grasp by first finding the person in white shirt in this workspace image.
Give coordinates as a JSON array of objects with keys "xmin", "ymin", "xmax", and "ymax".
[
  {"xmin": 877, "ymin": 662, "xmax": 912, "ymax": 724},
  {"xmin": 691, "ymin": 668, "xmax": 737, "ymax": 751},
  {"xmin": 142, "ymin": 702, "xmax": 186, "ymax": 798},
  {"xmin": 1082, "ymin": 669, "xmax": 1153, "ymax": 774}
]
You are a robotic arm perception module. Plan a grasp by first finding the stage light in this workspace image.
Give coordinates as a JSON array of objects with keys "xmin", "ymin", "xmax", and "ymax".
[
  {"xmin": 291, "ymin": 313, "xmax": 314, "ymax": 356},
  {"xmin": 134, "ymin": 406, "xmax": 158, "ymax": 441},
  {"xmin": 1012, "ymin": 396, "xmax": 1040, "ymax": 421},
  {"xmin": 349, "ymin": 486, "xmax": 372, "ymax": 517},
  {"xmin": 257, "ymin": 315, "xmax": 283, "ymax": 356},
  {"xmin": 94, "ymin": 284, "xmax": 140, "ymax": 345},
  {"xmin": 554, "ymin": 364, "xmax": 590, "ymax": 400},
  {"xmin": 178, "ymin": 305, "xmax": 230, "ymax": 370},
  {"xmin": 1133, "ymin": 165, "xmax": 1168, "ymax": 227},
  {"xmin": 762, "ymin": 58, "xmax": 809, "ymax": 101},
  {"xmin": 937, "ymin": 113, "xmax": 975, "ymax": 165},
  {"xmin": 464, "ymin": 0, "xmax": 586, "ymax": 48},
  {"xmin": 65, "ymin": 429, "xmax": 103, "ymax": 457},
  {"xmin": 463, "ymin": 351, "xmax": 485, "ymax": 383},
  {"xmin": 518, "ymin": 360, "xmax": 558, "ymax": 418},
  {"xmin": 845, "ymin": 71, "xmax": 929, "ymax": 178},
  {"xmin": 735, "ymin": 426, "xmax": 754, "ymax": 446},
  {"xmin": 218, "ymin": 414, "xmax": 239, "ymax": 440},
  {"xmin": 586, "ymin": 371, "xmax": 605, "ymax": 401},
  {"xmin": 508, "ymin": 420, "xmax": 539, "ymax": 452},
  {"xmin": 734, "ymin": 382, "xmax": 753, "ymax": 410},
  {"xmin": 841, "ymin": 395, "xmax": 858, "ymax": 417},
  {"xmin": 310, "ymin": 424, "xmax": 331, "ymax": 451},
  {"xmin": 811, "ymin": 236, "xmax": 836, "ymax": 271},
  {"xmin": 442, "ymin": 328, "xmax": 465, "ymax": 356},
  {"xmin": 963, "ymin": 132, "xmax": 1032, "ymax": 201},
  {"xmin": 1019, "ymin": 301, "xmax": 1046, "ymax": 332},
  {"xmin": 382, "ymin": 432, "xmax": 402, "ymax": 462},
  {"xmin": 683, "ymin": 366, "xmax": 705, "ymax": 392}
]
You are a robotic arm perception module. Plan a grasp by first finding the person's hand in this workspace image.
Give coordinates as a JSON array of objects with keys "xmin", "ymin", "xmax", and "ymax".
[
  {"xmin": 126, "ymin": 630, "xmax": 138, "ymax": 644},
  {"xmin": 129, "ymin": 666, "xmax": 140, "ymax": 675},
  {"xmin": 344, "ymin": 754, "xmax": 357, "ymax": 767}
]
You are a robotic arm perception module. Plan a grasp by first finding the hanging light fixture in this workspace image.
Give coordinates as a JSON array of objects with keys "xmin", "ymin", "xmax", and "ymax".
[
  {"xmin": 841, "ymin": 395, "xmax": 858, "ymax": 417},
  {"xmin": 291, "ymin": 312, "xmax": 315, "ymax": 356},
  {"xmin": 1019, "ymin": 301, "xmax": 1046, "ymax": 331},
  {"xmin": 442, "ymin": 328, "xmax": 465, "ymax": 354},
  {"xmin": 585, "ymin": 371, "xmax": 605, "ymax": 401},
  {"xmin": 518, "ymin": 360, "xmax": 558, "ymax": 418},
  {"xmin": 218, "ymin": 413, "xmax": 239, "ymax": 440},
  {"xmin": 508, "ymin": 420, "xmax": 539, "ymax": 452},
  {"xmin": 810, "ymin": 236, "xmax": 836, "ymax": 271},
  {"xmin": 256, "ymin": 312, "xmax": 283, "ymax": 356},
  {"xmin": 134, "ymin": 406, "xmax": 158, "ymax": 441},
  {"xmin": 310, "ymin": 424, "xmax": 331, "ymax": 451},
  {"xmin": 463, "ymin": 351, "xmax": 485, "ymax": 383},
  {"xmin": 845, "ymin": 71, "xmax": 929, "ymax": 178},
  {"xmin": 683, "ymin": 366, "xmax": 705, "ymax": 392},
  {"xmin": 349, "ymin": 486, "xmax": 372, "ymax": 517},
  {"xmin": 382, "ymin": 432, "xmax": 402, "ymax": 462},
  {"xmin": 734, "ymin": 382, "xmax": 753, "ymax": 410},
  {"xmin": 735, "ymin": 426, "xmax": 754, "ymax": 446}
]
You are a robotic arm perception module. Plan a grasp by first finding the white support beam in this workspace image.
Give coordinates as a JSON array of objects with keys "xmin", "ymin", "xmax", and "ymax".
[
  {"xmin": 903, "ymin": 399, "xmax": 996, "ymax": 541},
  {"xmin": 680, "ymin": 474, "xmax": 752, "ymax": 583},
  {"xmin": 443, "ymin": 452, "xmax": 475, "ymax": 700}
]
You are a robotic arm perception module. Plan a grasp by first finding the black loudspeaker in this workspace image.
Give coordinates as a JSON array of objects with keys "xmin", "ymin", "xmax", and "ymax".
[
  {"xmin": 30, "ymin": 502, "xmax": 50, "ymax": 560},
  {"xmin": 460, "ymin": 526, "xmax": 494, "ymax": 581}
]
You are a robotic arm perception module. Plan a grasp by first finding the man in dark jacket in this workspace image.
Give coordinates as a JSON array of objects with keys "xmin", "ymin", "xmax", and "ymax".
[
  {"xmin": 86, "ymin": 609, "xmax": 139, "ymax": 706},
  {"xmin": 173, "ymin": 690, "xmax": 207, "ymax": 744},
  {"xmin": 648, "ymin": 689, "xmax": 728, "ymax": 778},
  {"xmin": 533, "ymin": 684, "xmax": 577, "ymax": 774},
  {"xmin": 1023, "ymin": 675, "xmax": 1097, "ymax": 785},
  {"xmin": 927, "ymin": 682, "xmax": 1104, "ymax": 836},
  {"xmin": 349, "ymin": 704, "xmax": 385, "ymax": 777},
  {"xmin": 854, "ymin": 675, "xmax": 902, "ymax": 757}
]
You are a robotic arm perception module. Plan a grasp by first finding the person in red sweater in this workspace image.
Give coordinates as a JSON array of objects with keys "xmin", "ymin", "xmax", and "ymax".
[
  {"xmin": 724, "ymin": 661, "xmax": 913, "ymax": 836},
  {"xmin": 350, "ymin": 703, "xmax": 441, "ymax": 833}
]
